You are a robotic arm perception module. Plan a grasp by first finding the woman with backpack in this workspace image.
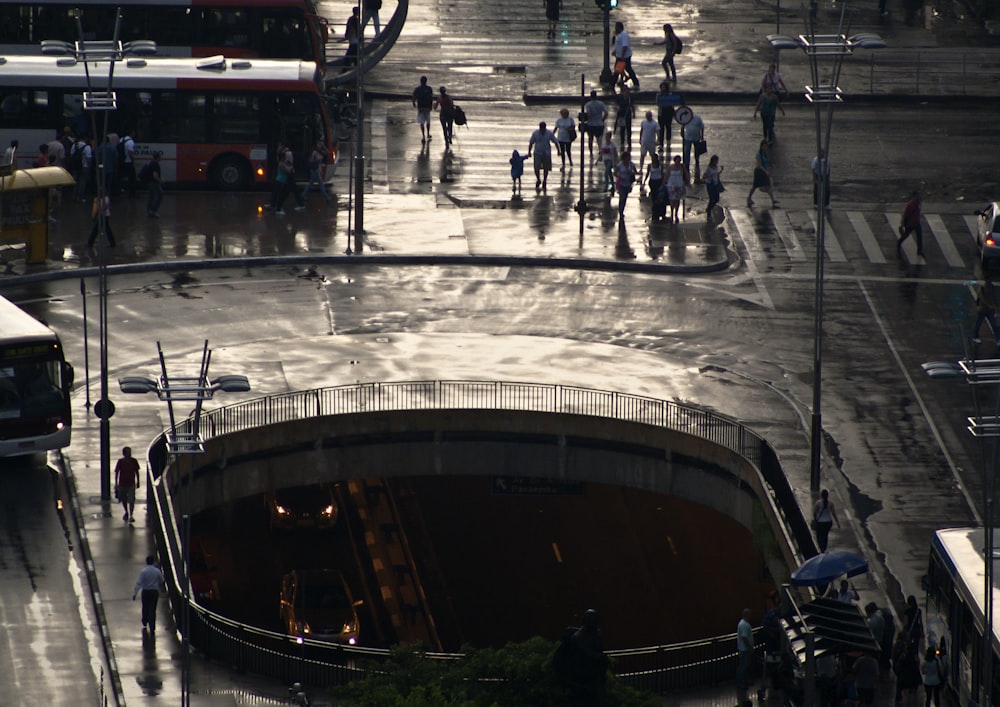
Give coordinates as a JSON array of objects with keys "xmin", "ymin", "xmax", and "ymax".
[
  {"xmin": 437, "ymin": 86, "xmax": 455, "ymax": 148},
  {"xmin": 656, "ymin": 24, "xmax": 682, "ymax": 82},
  {"xmin": 920, "ymin": 646, "xmax": 944, "ymax": 706}
]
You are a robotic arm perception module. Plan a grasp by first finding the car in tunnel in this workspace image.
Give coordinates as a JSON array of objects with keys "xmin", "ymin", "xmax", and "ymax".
[
  {"xmin": 279, "ymin": 569, "xmax": 361, "ymax": 645},
  {"xmin": 268, "ymin": 483, "xmax": 340, "ymax": 530}
]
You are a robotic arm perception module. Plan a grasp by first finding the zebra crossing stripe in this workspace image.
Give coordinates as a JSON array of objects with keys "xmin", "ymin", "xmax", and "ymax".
[
  {"xmin": 806, "ymin": 212, "xmax": 847, "ymax": 262},
  {"xmin": 925, "ymin": 214, "xmax": 965, "ymax": 268},
  {"xmin": 771, "ymin": 210, "xmax": 806, "ymax": 261},
  {"xmin": 846, "ymin": 211, "xmax": 886, "ymax": 264},
  {"xmin": 964, "ymin": 215, "xmax": 980, "ymax": 245},
  {"xmin": 729, "ymin": 208, "xmax": 770, "ymax": 262},
  {"xmin": 884, "ymin": 212, "xmax": 924, "ymax": 263}
]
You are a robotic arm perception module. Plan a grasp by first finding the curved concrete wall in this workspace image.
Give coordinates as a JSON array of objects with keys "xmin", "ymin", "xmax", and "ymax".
[{"xmin": 165, "ymin": 409, "xmax": 796, "ymax": 578}]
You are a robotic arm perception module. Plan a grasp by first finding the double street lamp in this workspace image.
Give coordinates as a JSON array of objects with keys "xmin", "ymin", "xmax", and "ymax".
[
  {"xmin": 42, "ymin": 18, "xmax": 157, "ymax": 504},
  {"xmin": 767, "ymin": 8, "xmax": 884, "ymax": 494}
]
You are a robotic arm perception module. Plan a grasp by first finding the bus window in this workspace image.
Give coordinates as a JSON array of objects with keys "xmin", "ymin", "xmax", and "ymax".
[
  {"xmin": 213, "ymin": 95, "xmax": 261, "ymax": 143},
  {"xmin": 158, "ymin": 92, "xmax": 208, "ymax": 143}
]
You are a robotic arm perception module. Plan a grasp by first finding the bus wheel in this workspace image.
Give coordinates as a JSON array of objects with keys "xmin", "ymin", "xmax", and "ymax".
[{"xmin": 212, "ymin": 156, "xmax": 251, "ymax": 191}]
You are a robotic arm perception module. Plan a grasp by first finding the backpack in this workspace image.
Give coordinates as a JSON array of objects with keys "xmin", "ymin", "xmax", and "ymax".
[
  {"xmin": 138, "ymin": 161, "xmax": 154, "ymax": 184},
  {"xmin": 117, "ymin": 139, "xmax": 127, "ymax": 167},
  {"xmin": 673, "ymin": 35, "xmax": 683, "ymax": 54},
  {"xmin": 452, "ymin": 105, "xmax": 467, "ymax": 126},
  {"xmin": 68, "ymin": 141, "xmax": 85, "ymax": 176}
]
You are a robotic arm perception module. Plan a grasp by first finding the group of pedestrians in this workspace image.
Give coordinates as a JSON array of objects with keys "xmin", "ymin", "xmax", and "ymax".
[{"xmin": 263, "ymin": 139, "xmax": 332, "ymax": 216}]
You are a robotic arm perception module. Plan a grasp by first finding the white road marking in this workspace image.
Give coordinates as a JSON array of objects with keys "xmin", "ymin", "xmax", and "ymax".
[{"xmin": 846, "ymin": 211, "xmax": 886, "ymax": 264}]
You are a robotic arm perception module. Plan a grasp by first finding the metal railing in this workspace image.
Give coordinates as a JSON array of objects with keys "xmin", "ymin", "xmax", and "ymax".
[
  {"xmin": 861, "ymin": 48, "xmax": 1000, "ymax": 96},
  {"xmin": 148, "ymin": 380, "xmax": 813, "ymax": 692}
]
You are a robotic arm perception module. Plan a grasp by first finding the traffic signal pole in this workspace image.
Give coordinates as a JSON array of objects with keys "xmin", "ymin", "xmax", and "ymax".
[{"xmin": 598, "ymin": 0, "xmax": 614, "ymax": 86}]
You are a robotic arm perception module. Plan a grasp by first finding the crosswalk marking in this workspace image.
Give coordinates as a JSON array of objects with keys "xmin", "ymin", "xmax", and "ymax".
[
  {"xmin": 729, "ymin": 208, "xmax": 771, "ymax": 262},
  {"xmin": 771, "ymin": 210, "xmax": 806, "ymax": 261},
  {"xmin": 925, "ymin": 214, "xmax": 965, "ymax": 268},
  {"xmin": 806, "ymin": 211, "xmax": 847, "ymax": 262},
  {"xmin": 964, "ymin": 215, "xmax": 980, "ymax": 244},
  {"xmin": 847, "ymin": 211, "xmax": 886, "ymax": 264}
]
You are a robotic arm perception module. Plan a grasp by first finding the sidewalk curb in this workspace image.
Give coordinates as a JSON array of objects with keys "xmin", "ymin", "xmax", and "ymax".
[{"xmin": 54, "ymin": 450, "xmax": 126, "ymax": 707}]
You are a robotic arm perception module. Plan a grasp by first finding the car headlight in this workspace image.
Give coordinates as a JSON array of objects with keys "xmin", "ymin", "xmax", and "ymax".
[
  {"xmin": 321, "ymin": 505, "xmax": 335, "ymax": 517},
  {"xmin": 275, "ymin": 504, "xmax": 288, "ymax": 516}
]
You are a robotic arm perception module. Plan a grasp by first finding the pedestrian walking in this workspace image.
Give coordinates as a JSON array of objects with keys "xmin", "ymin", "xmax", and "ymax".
[
  {"xmin": 836, "ymin": 579, "xmax": 860, "ymax": 604},
  {"xmin": 703, "ymin": 153, "xmax": 724, "ymax": 220},
  {"xmin": 120, "ymin": 132, "xmax": 137, "ymax": 198},
  {"xmin": 681, "ymin": 110, "xmax": 704, "ymax": 181},
  {"xmin": 615, "ymin": 149, "xmax": 637, "ymax": 217},
  {"xmin": 544, "ymin": 0, "xmax": 562, "ymax": 39},
  {"xmin": 753, "ymin": 85, "xmax": 785, "ymax": 144},
  {"xmin": 613, "ymin": 85, "xmax": 634, "ymax": 151},
  {"xmin": 46, "ymin": 129, "xmax": 66, "ymax": 167},
  {"xmin": 412, "ymin": 75, "xmax": 435, "ymax": 143},
  {"xmin": 897, "ymin": 190, "xmax": 924, "ymax": 256},
  {"xmin": 812, "ymin": 488, "xmax": 839, "ymax": 552},
  {"xmin": 637, "ymin": 111, "xmax": 657, "ymax": 175},
  {"xmin": 87, "ymin": 194, "xmax": 115, "ymax": 248},
  {"xmin": 555, "ymin": 609, "xmax": 609, "ymax": 707},
  {"xmin": 362, "ymin": 0, "xmax": 381, "ymax": 34},
  {"xmin": 132, "ymin": 555, "xmax": 165, "ymax": 633},
  {"xmin": 302, "ymin": 139, "xmax": 332, "ymax": 203},
  {"xmin": 893, "ymin": 637, "xmax": 922, "ymax": 704},
  {"xmin": 114, "ymin": 446, "xmax": 140, "ymax": 522},
  {"xmin": 642, "ymin": 152, "xmax": 662, "ymax": 198},
  {"xmin": 3, "ymin": 138, "xmax": 18, "ymax": 166},
  {"xmin": 811, "ymin": 148, "xmax": 831, "ymax": 209},
  {"xmin": 554, "ymin": 108, "xmax": 576, "ymax": 170},
  {"xmin": 145, "ymin": 150, "xmax": 163, "ymax": 217},
  {"xmin": 272, "ymin": 143, "xmax": 305, "ymax": 215},
  {"xmin": 612, "ymin": 21, "xmax": 639, "ymax": 89},
  {"xmin": 972, "ymin": 280, "xmax": 1000, "ymax": 345},
  {"xmin": 528, "ymin": 121, "xmax": 556, "ymax": 190},
  {"xmin": 655, "ymin": 23, "xmax": 682, "ymax": 82},
  {"xmin": 344, "ymin": 7, "xmax": 360, "ymax": 66},
  {"xmin": 33, "ymin": 143, "xmax": 49, "ymax": 168},
  {"xmin": 664, "ymin": 154, "xmax": 688, "ymax": 224},
  {"xmin": 71, "ymin": 136, "xmax": 93, "ymax": 202},
  {"xmin": 746, "ymin": 139, "xmax": 778, "ymax": 209},
  {"xmin": 437, "ymin": 86, "xmax": 456, "ymax": 148},
  {"xmin": 920, "ymin": 646, "xmax": 943, "ymax": 707},
  {"xmin": 736, "ymin": 608, "xmax": 755, "ymax": 705},
  {"xmin": 656, "ymin": 82, "xmax": 677, "ymax": 154},
  {"xmin": 599, "ymin": 130, "xmax": 618, "ymax": 194},
  {"xmin": 760, "ymin": 63, "xmax": 788, "ymax": 96},
  {"xmin": 582, "ymin": 90, "xmax": 607, "ymax": 161},
  {"xmin": 509, "ymin": 149, "xmax": 529, "ymax": 193}
]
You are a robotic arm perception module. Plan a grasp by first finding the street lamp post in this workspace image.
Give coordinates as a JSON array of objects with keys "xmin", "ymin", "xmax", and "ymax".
[
  {"xmin": 119, "ymin": 341, "xmax": 250, "ymax": 707},
  {"xmin": 598, "ymin": 0, "xmax": 615, "ymax": 86},
  {"xmin": 768, "ymin": 8, "xmax": 885, "ymax": 494},
  {"xmin": 42, "ymin": 17, "xmax": 157, "ymax": 505}
]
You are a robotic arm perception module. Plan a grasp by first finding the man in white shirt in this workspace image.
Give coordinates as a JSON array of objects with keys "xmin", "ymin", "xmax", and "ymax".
[
  {"xmin": 527, "ymin": 121, "xmax": 556, "ymax": 190},
  {"xmin": 638, "ymin": 111, "xmax": 658, "ymax": 174},
  {"xmin": 736, "ymin": 608, "xmax": 755, "ymax": 704},
  {"xmin": 612, "ymin": 21, "xmax": 639, "ymax": 88},
  {"xmin": 132, "ymin": 555, "xmax": 166, "ymax": 633},
  {"xmin": 682, "ymin": 111, "xmax": 705, "ymax": 181}
]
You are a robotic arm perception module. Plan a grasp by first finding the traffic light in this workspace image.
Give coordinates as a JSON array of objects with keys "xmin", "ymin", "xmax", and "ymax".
[{"xmin": 594, "ymin": 0, "xmax": 617, "ymax": 9}]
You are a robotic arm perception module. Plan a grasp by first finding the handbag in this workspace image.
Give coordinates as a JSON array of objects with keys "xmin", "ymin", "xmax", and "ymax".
[
  {"xmin": 694, "ymin": 139, "xmax": 708, "ymax": 156},
  {"xmin": 568, "ymin": 124, "xmax": 577, "ymax": 142},
  {"xmin": 718, "ymin": 179, "xmax": 726, "ymax": 193},
  {"xmin": 614, "ymin": 59, "xmax": 626, "ymax": 76}
]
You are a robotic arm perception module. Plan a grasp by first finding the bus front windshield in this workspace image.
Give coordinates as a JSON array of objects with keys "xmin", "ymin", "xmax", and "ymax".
[{"xmin": 0, "ymin": 360, "xmax": 65, "ymax": 420}]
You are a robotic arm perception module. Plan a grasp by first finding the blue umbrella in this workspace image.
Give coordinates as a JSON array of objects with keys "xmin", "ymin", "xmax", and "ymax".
[{"xmin": 790, "ymin": 550, "xmax": 869, "ymax": 587}]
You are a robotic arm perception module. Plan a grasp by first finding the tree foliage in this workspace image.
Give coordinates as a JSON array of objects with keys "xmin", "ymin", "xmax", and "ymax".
[{"xmin": 335, "ymin": 637, "xmax": 663, "ymax": 707}]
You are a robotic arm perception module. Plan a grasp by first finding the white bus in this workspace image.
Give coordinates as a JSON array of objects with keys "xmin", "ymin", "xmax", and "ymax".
[
  {"xmin": 926, "ymin": 526, "xmax": 1000, "ymax": 706},
  {"xmin": 0, "ymin": 295, "xmax": 73, "ymax": 456},
  {"xmin": 0, "ymin": 55, "xmax": 335, "ymax": 189},
  {"xmin": 0, "ymin": 0, "xmax": 329, "ymax": 69}
]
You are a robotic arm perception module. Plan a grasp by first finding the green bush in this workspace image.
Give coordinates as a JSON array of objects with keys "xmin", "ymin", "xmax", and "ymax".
[{"xmin": 335, "ymin": 638, "xmax": 662, "ymax": 707}]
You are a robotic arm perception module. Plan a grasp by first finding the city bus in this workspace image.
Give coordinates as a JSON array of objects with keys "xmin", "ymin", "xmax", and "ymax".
[
  {"xmin": 0, "ymin": 55, "xmax": 335, "ymax": 189},
  {"xmin": 926, "ymin": 526, "xmax": 1000, "ymax": 706},
  {"xmin": 0, "ymin": 0, "xmax": 328, "ymax": 71},
  {"xmin": 0, "ymin": 295, "xmax": 74, "ymax": 457}
]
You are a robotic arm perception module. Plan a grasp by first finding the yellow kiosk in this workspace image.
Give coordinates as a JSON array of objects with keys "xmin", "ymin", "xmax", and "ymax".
[{"xmin": 0, "ymin": 165, "xmax": 75, "ymax": 264}]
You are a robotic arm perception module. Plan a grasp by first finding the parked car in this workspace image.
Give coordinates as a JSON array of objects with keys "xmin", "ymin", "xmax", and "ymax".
[
  {"xmin": 279, "ymin": 569, "xmax": 361, "ymax": 645},
  {"xmin": 268, "ymin": 483, "xmax": 339, "ymax": 530},
  {"xmin": 975, "ymin": 202, "xmax": 1000, "ymax": 278}
]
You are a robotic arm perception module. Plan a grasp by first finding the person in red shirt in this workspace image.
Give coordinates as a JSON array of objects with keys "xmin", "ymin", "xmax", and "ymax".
[
  {"xmin": 897, "ymin": 190, "xmax": 924, "ymax": 257},
  {"xmin": 114, "ymin": 446, "xmax": 140, "ymax": 522}
]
